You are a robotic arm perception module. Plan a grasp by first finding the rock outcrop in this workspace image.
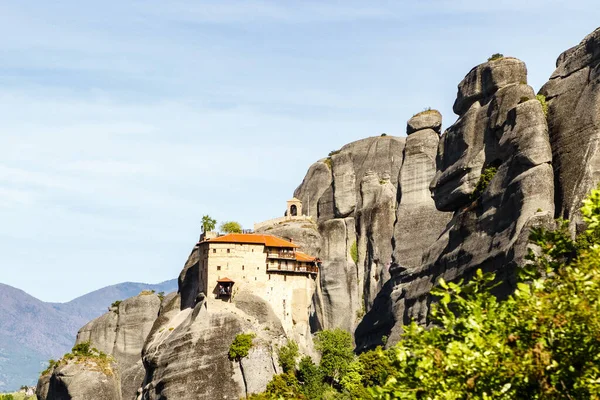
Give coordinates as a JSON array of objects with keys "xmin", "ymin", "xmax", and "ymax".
[
  {"xmin": 540, "ymin": 27, "xmax": 600, "ymax": 232},
  {"xmin": 293, "ymin": 136, "xmax": 406, "ymax": 332},
  {"xmin": 38, "ymin": 359, "xmax": 122, "ymax": 400},
  {"xmin": 65, "ymin": 292, "xmax": 162, "ymax": 400},
  {"xmin": 138, "ymin": 292, "xmax": 282, "ymax": 399},
  {"xmin": 357, "ymin": 57, "xmax": 555, "ymax": 350},
  {"xmin": 393, "ymin": 110, "xmax": 451, "ymax": 270}
]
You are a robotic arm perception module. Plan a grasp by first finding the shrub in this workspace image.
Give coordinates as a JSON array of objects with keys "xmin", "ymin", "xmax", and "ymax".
[
  {"xmin": 350, "ymin": 241, "xmax": 358, "ymax": 264},
  {"xmin": 277, "ymin": 340, "xmax": 299, "ymax": 374},
  {"xmin": 110, "ymin": 300, "xmax": 121, "ymax": 309},
  {"xmin": 139, "ymin": 289, "xmax": 155, "ymax": 295},
  {"xmin": 470, "ymin": 166, "xmax": 498, "ymax": 201},
  {"xmin": 323, "ymin": 157, "xmax": 332, "ymax": 170},
  {"xmin": 220, "ymin": 221, "xmax": 243, "ymax": 234},
  {"xmin": 265, "ymin": 373, "xmax": 303, "ymax": 398},
  {"xmin": 228, "ymin": 332, "xmax": 255, "ymax": 360},
  {"xmin": 537, "ymin": 93, "xmax": 549, "ymax": 117},
  {"xmin": 488, "ymin": 53, "xmax": 504, "ymax": 61},
  {"xmin": 380, "ymin": 133, "xmax": 387, "ymax": 136},
  {"xmin": 519, "ymin": 96, "xmax": 530, "ymax": 104},
  {"xmin": 297, "ymin": 356, "xmax": 326, "ymax": 398},
  {"xmin": 157, "ymin": 291, "xmax": 165, "ymax": 301},
  {"xmin": 328, "ymin": 150, "xmax": 340, "ymax": 157},
  {"xmin": 314, "ymin": 328, "xmax": 354, "ymax": 381},
  {"xmin": 370, "ymin": 185, "xmax": 600, "ymax": 399}
]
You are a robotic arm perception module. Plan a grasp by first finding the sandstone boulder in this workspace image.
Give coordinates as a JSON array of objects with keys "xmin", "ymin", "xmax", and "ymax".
[{"xmin": 407, "ymin": 110, "xmax": 442, "ymax": 134}]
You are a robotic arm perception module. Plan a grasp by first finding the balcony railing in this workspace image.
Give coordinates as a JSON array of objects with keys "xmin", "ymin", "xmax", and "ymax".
[
  {"xmin": 266, "ymin": 251, "xmax": 296, "ymax": 260},
  {"xmin": 266, "ymin": 264, "xmax": 318, "ymax": 274}
]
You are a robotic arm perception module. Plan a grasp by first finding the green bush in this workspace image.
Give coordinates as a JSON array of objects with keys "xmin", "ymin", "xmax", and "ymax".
[
  {"xmin": 220, "ymin": 221, "xmax": 243, "ymax": 233},
  {"xmin": 277, "ymin": 340, "xmax": 299, "ymax": 374},
  {"xmin": 110, "ymin": 300, "xmax": 121, "ymax": 309},
  {"xmin": 323, "ymin": 157, "xmax": 332, "ymax": 170},
  {"xmin": 328, "ymin": 150, "xmax": 340, "ymax": 157},
  {"xmin": 470, "ymin": 166, "xmax": 498, "ymax": 201},
  {"xmin": 314, "ymin": 328, "xmax": 355, "ymax": 381},
  {"xmin": 369, "ymin": 185, "xmax": 600, "ymax": 399},
  {"xmin": 157, "ymin": 291, "xmax": 165, "ymax": 301},
  {"xmin": 488, "ymin": 53, "xmax": 504, "ymax": 61},
  {"xmin": 537, "ymin": 93, "xmax": 549, "ymax": 117},
  {"xmin": 0, "ymin": 394, "xmax": 15, "ymax": 400},
  {"xmin": 350, "ymin": 241, "xmax": 358, "ymax": 264},
  {"xmin": 228, "ymin": 332, "xmax": 255, "ymax": 360},
  {"xmin": 380, "ymin": 133, "xmax": 387, "ymax": 136}
]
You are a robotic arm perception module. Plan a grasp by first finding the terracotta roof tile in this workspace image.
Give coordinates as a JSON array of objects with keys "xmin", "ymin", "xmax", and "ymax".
[
  {"xmin": 295, "ymin": 251, "xmax": 317, "ymax": 262},
  {"xmin": 205, "ymin": 233, "xmax": 299, "ymax": 248}
]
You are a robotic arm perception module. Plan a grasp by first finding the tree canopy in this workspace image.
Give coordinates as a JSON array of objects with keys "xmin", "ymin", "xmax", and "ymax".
[
  {"xmin": 220, "ymin": 221, "xmax": 242, "ymax": 233},
  {"xmin": 201, "ymin": 215, "xmax": 216, "ymax": 232}
]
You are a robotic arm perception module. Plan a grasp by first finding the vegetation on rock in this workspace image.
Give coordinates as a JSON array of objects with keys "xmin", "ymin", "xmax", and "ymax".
[
  {"xmin": 220, "ymin": 221, "xmax": 243, "ymax": 233},
  {"xmin": 252, "ymin": 186, "xmax": 600, "ymax": 399},
  {"xmin": 537, "ymin": 93, "xmax": 549, "ymax": 117},
  {"xmin": 228, "ymin": 333, "xmax": 256, "ymax": 361},
  {"xmin": 350, "ymin": 241, "xmax": 358, "ymax": 264},
  {"xmin": 277, "ymin": 340, "xmax": 299, "ymax": 374},
  {"xmin": 470, "ymin": 166, "xmax": 498, "ymax": 201},
  {"xmin": 488, "ymin": 53, "xmax": 504, "ymax": 61},
  {"xmin": 41, "ymin": 341, "xmax": 114, "ymax": 377}
]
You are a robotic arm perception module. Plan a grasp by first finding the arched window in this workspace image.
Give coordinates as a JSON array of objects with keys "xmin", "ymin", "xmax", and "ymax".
[{"xmin": 290, "ymin": 204, "xmax": 298, "ymax": 216}]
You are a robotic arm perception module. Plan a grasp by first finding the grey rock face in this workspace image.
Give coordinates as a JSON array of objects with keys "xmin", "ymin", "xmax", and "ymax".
[
  {"xmin": 42, "ymin": 359, "xmax": 122, "ymax": 400},
  {"xmin": 407, "ymin": 110, "xmax": 442, "ymax": 135},
  {"xmin": 540, "ymin": 27, "xmax": 600, "ymax": 231},
  {"xmin": 295, "ymin": 136, "xmax": 406, "ymax": 332},
  {"xmin": 138, "ymin": 296, "xmax": 279, "ymax": 399},
  {"xmin": 71, "ymin": 293, "xmax": 161, "ymax": 400},
  {"xmin": 357, "ymin": 57, "xmax": 554, "ymax": 350},
  {"xmin": 394, "ymin": 124, "xmax": 452, "ymax": 271}
]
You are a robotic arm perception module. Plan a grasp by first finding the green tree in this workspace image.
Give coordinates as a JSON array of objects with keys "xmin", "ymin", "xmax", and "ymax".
[
  {"xmin": 370, "ymin": 185, "xmax": 600, "ymax": 399},
  {"xmin": 228, "ymin": 333, "xmax": 255, "ymax": 361},
  {"xmin": 201, "ymin": 215, "xmax": 216, "ymax": 233},
  {"xmin": 220, "ymin": 221, "xmax": 243, "ymax": 234},
  {"xmin": 277, "ymin": 340, "xmax": 299, "ymax": 374},
  {"xmin": 314, "ymin": 328, "xmax": 355, "ymax": 382}
]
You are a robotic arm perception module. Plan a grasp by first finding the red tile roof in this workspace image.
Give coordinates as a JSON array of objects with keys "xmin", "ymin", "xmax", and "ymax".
[
  {"xmin": 205, "ymin": 233, "xmax": 299, "ymax": 248},
  {"xmin": 295, "ymin": 251, "xmax": 317, "ymax": 262},
  {"xmin": 217, "ymin": 277, "xmax": 235, "ymax": 283}
]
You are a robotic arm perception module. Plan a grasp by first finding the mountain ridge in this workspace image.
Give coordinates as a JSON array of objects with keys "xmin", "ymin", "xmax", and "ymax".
[{"xmin": 0, "ymin": 279, "xmax": 178, "ymax": 392}]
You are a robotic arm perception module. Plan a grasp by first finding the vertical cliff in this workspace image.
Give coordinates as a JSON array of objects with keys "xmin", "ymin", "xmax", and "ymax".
[
  {"xmin": 540, "ymin": 27, "xmax": 600, "ymax": 232},
  {"xmin": 356, "ymin": 57, "xmax": 555, "ymax": 350}
]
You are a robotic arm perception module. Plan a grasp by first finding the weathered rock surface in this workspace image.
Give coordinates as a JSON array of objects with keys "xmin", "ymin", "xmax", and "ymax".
[
  {"xmin": 393, "ymin": 120, "xmax": 452, "ymax": 271},
  {"xmin": 294, "ymin": 136, "xmax": 406, "ymax": 332},
  {"xmin": 357, "ymin": 57, "xmax": 555, "ymax": 350},
  {"xmin": 72, "ymin": 293, "xmax": 161, "ymax": 400},
  {"xmin": 540, "ymin": 28, "xmax": 600, "ymax": 232},
  {"xmin": 138, "ymin": 295, "xmax": 281, "ymax": 399},
  {"xmin": 39, "ymin": 359, "xmax": 122, "ymax": 400},
  {"xmin": 407, "ymin": 110, "xmax": 442, "ymax": 134}
]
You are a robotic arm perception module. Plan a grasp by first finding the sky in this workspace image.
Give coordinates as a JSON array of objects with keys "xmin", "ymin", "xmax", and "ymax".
[{"xmin": 1, "ymin": 1, "xmax": 599, "ymax": 302}]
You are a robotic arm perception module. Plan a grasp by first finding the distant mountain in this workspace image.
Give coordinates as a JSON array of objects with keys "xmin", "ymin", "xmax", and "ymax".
[{"xmin": 0, "ymin": 279, "xmax": 178, "ymax": 392}]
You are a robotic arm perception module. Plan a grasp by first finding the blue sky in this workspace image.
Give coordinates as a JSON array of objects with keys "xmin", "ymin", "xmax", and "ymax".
[{"xmin": 1, "ymin": 1, "xmax": 599, "ymax": 302}]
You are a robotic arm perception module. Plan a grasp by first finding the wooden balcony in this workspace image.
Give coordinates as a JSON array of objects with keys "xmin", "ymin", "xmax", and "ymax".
[
  {"xmin": 266, "ymin": 251, "xmax": 296, "ymax": 260},
  {"xmin": 266, "ymin": 264, "xmax": 318, "ymax": 275}
]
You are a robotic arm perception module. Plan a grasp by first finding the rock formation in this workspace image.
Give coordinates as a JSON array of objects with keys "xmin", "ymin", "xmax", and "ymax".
[
  {"xmin": 357, "ymin": 57, "xmax": 555, "ymax": 350},
  {"xmin": 540, "ymin": 27, "xmax": 600, "ymax": 232},
  {"xmin": 292, "ymin": 136, "xmax": 406, "ymax": 332},
  {"xmin": 37, "ymin": 357, "xmax": 122, "ymax": 400}
]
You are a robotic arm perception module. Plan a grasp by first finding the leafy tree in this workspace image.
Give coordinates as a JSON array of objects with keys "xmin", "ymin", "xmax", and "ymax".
[
  {"xmin": 201, "ymin": 215, "xmax": 216, "ymax": 233},
  {"xmin": 470, "ymin": 166, "xmax": 497, "ymax": 201},
  {"xmin": 370, "ymin": 185, "xmax": 600, "ymax": 399},
  {"xmin": 228, "ymin": 333, "xmax": 255, "ymax": 361},
  {"xmin": 220, "ymin": 221, "xmax": 243, "ymax": 234},
  {"xmin": 277, "ymin": 340, "xmax": 299, "ymax": 374},
  {"xmin": 297, "ymin": 356, "xmax": 326, "ymax": 399},
  {"xmin": 314, "ymin": 328, "xmax": 354, "ymax": 382}
]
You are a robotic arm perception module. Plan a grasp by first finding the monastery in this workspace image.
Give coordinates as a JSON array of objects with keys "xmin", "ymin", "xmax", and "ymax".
[{"xmin": 196, "ymin": 198, "xmax": 320, "ymax": 332}]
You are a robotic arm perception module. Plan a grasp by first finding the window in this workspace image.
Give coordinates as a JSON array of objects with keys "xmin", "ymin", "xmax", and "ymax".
[
  {"xmin": 257, "ymin": 266, "xmax": 259, "ymax": 270},
  {"xmin": 213, "ymin": 249, "xmax": 216, "ymax": 253},
  {"xmin": 227, "ymin": 249, "xmax": 230, "ymax": 253},
  {"xmin": 242, "ymin": 265, "xmax": 245, "ymax": 271},
  {"xmin": 217, "ymin": 266, "xmax": 221, "ymax": 271},
  {"xmin": 284, "ymin": 275, "xmax": 287, "ymax": 282},
  {"xmin": 269, "ymin": 274, "xmax": 271, "ymax": 280},
  {"xmin": 255, "ymin": 277, "xmax": 257, "ymax": 281}
]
